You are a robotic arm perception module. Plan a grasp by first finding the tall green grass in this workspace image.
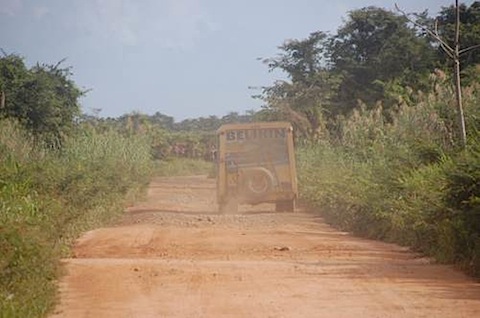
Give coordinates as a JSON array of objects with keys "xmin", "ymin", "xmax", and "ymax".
[
  {"xmin": 298, "ymin": 83, "xmax": 480, "ymax": 275},
  {"xmin": 0, "ymin": 120, "xmax": 153, "ymax": 317}
]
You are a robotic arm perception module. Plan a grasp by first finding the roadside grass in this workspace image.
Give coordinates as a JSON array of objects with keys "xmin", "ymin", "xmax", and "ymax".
[
  {"xmin": 298, "ymin": 84, "xmax": 480, "ymax": 276},
  {"xmin": 0, "ymin": 120, "xmax": 216, "ymax": 317},
  {"xmin": 0, "ymin": 120, "xmax": 153, "ymax": 317}
]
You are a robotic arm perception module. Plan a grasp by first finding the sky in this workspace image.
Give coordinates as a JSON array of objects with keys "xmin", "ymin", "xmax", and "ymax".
[{"xmin": 0, "ymin": 0, "xmax": 465, "ymax": 121}]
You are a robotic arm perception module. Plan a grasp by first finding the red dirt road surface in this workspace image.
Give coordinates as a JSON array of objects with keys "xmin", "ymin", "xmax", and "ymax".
[{"xmin": 52, "ymin": 176, "xmax": 480, "ymax": 317}]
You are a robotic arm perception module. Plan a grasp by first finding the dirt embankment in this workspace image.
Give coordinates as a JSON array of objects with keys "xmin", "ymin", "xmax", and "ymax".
[{"xmin": 52, "ymin": 176, "xmax": 480, "ymax": 317}]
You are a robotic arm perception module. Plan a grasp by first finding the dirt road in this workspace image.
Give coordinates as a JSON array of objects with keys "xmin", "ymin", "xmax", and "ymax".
[{"xmin": 52, "ymin": 176, "xmax": 480, "ymax": 317}]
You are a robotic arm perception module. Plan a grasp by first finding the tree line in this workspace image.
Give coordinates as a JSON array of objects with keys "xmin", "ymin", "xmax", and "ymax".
[
  {"xmin": 1, "ymin": 3, "xmax": 479, "ymax": 148},
  {"xmin": 256, "ymin": 2, "xmax": 480, "ymax": 144}
]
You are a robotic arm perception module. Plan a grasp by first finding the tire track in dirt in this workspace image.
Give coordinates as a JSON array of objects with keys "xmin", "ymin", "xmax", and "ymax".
[{"xmin": 51, "ymin": 176, "xmax": 480, "ymax": 317}]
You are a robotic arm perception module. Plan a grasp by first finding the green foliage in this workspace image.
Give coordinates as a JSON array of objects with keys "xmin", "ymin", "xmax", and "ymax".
[
  {"xmin": 258, "ymin": 2, "xmax": 480, "ymax": 277},
  {"xmin": 0, "ymin": 119, "xmax": 153, "ymax": 317},
  {"xmin": 329, "ymin": 6, "xmax": 435, "ymax": 112},
  {"xmin": 443, "ymin": 145, "xmax": 480, "ymax": 272},
  {"xmin": 258, "ymin": 6, "xmax": 441, "ymax": 137},
  {"xmin": 436, "ymin": 1, "xmax": 480, "ymax": 70},
  {"xmin": 263, "ymin": 31, "xmax": 329, "ymax": 84},
  {"xmin": 0, "ymin": 54, "xmax": 82, "ymax": 144},
  {"xmin": 0, "ymin": 111, "xmax": 222, "ymax": 316},
  {"xmin": 80, "ymin": 110, "xmax": 257, "ymax": 161},
  {"xmin": 259, "ymin": 32, "xmax": 338, "ymax": 141},
  {"xmin": 298, "ymin": 81, "xmax": 480, "ymax": 276}
]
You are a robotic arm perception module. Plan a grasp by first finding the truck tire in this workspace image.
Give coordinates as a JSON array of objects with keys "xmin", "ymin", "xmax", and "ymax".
[{"xmin": 241, "ymin": 167, "xmax": 275, "ymax": 199}]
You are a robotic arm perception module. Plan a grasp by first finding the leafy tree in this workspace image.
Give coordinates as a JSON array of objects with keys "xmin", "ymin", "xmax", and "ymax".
[
  {"xmin": 329, "ymin": 7, "xmax": 435, "ymax": 112},
  {"xmin": 0, "ymin": 54, "xmax": 30, "ymax": 117},
  {"xmin": 151, "ymin": 111, "xmax": 175, "ymax": 130},
  {"xmin": 436, "ymin": 1, "xmax": 480, "ymax": 70},
  {"xmin": 0, "ymin": 54, "xmax": 83, "ymax": 144},
  {"xmin": 260, "ymin": 32, "xmax": 337, "ymax": 141},
  {"xmin": 264, "ymin": 31, "xmax": 328, "ymax": 85}
]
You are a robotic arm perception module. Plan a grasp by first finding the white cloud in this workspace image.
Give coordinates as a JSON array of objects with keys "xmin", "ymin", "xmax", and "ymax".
[
  {"xmin": 93, "ymin": 0, "xmax": 138, "ymax": 46},
  {"xmin": 152, "ymin": 0, "xmax": 219, "ymax": 49},
  {"xmin": 0, "ymin": 0, "xmax": 22, "ymax": 16},
  {"xmin": 68, "ymin": 0, "xmax": 139, "ymax": 46},
  {"xmin": 72, "ymin": 0, "xmax": 218, "ymax": 48},
  {"xmin": 33, "ymin": 6, "xmax": 49, "ymax": 19}
]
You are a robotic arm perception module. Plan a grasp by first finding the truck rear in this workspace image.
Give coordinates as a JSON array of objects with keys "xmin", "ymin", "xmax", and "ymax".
[{"xmin": 216, "ymin": 122, "xmax": 298, "ymax": 213}]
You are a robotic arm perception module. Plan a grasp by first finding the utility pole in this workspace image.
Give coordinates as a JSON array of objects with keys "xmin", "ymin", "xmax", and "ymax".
[{"xmin": 453, "ymin": 0, "xmax": 467, "ymax": 148}]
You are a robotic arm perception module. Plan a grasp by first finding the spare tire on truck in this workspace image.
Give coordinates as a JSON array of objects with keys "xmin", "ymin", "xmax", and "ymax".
[{"xmin": 239, "ymin": 167, "xmax": 275, "ymax": 200}]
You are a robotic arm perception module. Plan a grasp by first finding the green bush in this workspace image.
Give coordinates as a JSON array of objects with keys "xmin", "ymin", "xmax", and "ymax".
[
  {"xmin": 298, "ymin": 83, "xmax": 480, "ymax": 276},
  {"xmin": 443, "ymin": 145, "xmax": 480, "ymax": 274},
  {"xmin": 0, "ymin": 120, "xmax": 153, "ymax": 317}
]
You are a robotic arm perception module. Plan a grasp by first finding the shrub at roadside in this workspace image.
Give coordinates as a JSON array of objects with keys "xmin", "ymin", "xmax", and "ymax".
[
  {"xmin": 0, "ymin": 120, "xmax": 153, "ymax": 317},
  {"xmin": 298, "ymin": 84, "xmax": 480, "ymax": 276}
]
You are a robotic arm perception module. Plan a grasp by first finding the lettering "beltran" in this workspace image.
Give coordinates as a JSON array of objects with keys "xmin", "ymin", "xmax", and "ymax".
[{"xmin": 226, "ymin": 128, "xmax": 286, "ymax": 141}]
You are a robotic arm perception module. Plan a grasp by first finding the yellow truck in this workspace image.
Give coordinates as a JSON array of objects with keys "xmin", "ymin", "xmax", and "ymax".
[{"xmin": 216, "ymin": 122, "xmax": 298, "ymax": 213}]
